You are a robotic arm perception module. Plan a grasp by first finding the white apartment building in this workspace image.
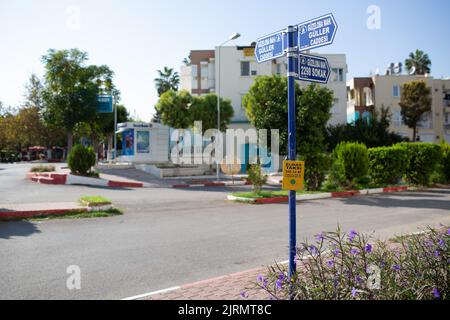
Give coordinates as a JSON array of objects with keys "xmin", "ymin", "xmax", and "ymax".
[{"xmin": 180, "ymin": 46, "xmax": 348, "ymax": 129}]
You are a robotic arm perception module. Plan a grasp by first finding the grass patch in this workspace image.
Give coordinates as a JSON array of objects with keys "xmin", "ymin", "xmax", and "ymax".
[
  {"xmin": 30, "ymin": 165, "xmax": 55, "ymax": 173},
  {"xmin": 30, "ymin": 208, "xmax": 123, "ymax": 221},
  {"xmin": 232, "ymin": 190, "xmax": 320, "ymax": 199},
  {"xmin": 79, "ymin": 196, "xmax": 112, "ymax": 205}
]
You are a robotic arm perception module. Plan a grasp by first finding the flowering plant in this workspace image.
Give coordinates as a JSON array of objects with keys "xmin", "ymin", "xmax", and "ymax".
[{"xmin": 254, "ymin": 226, "xmax": 449, "ymax": 300}]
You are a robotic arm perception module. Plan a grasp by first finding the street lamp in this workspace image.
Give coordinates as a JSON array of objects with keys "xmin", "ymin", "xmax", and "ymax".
[{"xmin": 216, "ymin": 32, "xmax": 241, "ymax": 181}]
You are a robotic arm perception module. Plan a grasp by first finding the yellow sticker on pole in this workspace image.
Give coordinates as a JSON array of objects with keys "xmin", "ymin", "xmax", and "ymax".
[{"xmin": 282, "ymin": 160, "xmax": 305, "ymax": 191}]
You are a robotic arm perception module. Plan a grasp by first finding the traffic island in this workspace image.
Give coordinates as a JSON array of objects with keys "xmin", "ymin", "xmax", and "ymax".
[
  {"xmin": 0, "ymin": 197, "xmax": 122, "ymax": 221},
  {"xmin": 26, "ymin": 172, "xmax": 148, "ymax": 188},
  {"xmin": 228, "ymin": 186, "xmax": 413, "ymax": 204}
]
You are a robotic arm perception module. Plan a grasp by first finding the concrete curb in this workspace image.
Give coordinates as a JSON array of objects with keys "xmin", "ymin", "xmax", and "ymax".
[
  {"xmin": 173, "ymin": 181, "xmax": 252, "ymax": 189},
  {"xmin": 0, "ymin": 207, "xmax": 88, "ymax": 220},
  {"xmin": 27, "ymin": 172, "xmax": 146, "ymax": 188},
  {"xmin": 228, "ymin": 186, "xmax": 413, "ymax": 204}
]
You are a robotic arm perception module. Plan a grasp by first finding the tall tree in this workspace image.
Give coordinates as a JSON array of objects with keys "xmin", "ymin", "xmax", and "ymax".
[
  {"xmin": 154, "ymin": 67, "xmax": 180, "ymax": 96},
  {"xmin": 405, "ymin": 49, "xmax": 432, "ymax": 75},
  {"xmin": 41, "ymin": 49, "xmax": 117, "ymax": 151},
  {"xmin": 399, "ymin": 80, "xmax": 432, "ymax": 141},
  {"xmin": 243, "ymin": 76, "xmax": 334, "ymax": 190},
  {"xmin": 155, "ymin": 90, "xmax": 192, "ymax": 129},
  {"xmin": 24, "ymin": 74, "xmax": 44, "ymax": 110},
  {"xmin": 190, "ymin": 94, "xmax": 234, "ymax": 132}
]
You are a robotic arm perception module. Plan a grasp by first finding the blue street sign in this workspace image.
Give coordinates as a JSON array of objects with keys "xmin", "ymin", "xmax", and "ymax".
[
  {"xmin": 298, "ymin": 53, "xmax": 330, "ymax": 84},
  {"xmin": 298, "ymin": 13, "xmax": 337, "ymax": 52},
  {"xmin": 97, "ymin": 95, "xmax": 113, "ymax": 113},
  {"xmin": 254, "ymin": 30, "xmax": 285, "ymax": 63}
]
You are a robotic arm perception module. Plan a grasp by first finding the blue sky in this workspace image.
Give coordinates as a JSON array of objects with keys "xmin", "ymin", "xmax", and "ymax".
[{"xmin": 1, "ymin": 0, "xmax": 449, "ymax": 121}]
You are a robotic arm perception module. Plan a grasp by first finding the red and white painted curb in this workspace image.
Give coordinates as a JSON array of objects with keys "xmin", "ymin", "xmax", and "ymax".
[
  {"xmin": 172, "ymin": 181, "xmax": 252, "ymax": 189},
  {"xmin": 0, "ymin": 208, "xmax": 88, "ymax": 220},
  {"xmin": 27, "ymin": 172, "xmax": 148, "ymax": 188},
  {"xmin": 227, "ymin": 186, "xmax": 413, "ymax": 204}
]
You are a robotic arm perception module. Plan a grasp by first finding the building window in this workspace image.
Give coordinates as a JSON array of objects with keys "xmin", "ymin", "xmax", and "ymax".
[
  {"xmin": 191, "ymin": 65, "xmax": 198, "ymax": 78},
  {"xmin": 393, "ymin": 85, "xmax": 400, "ymax": 97},
  {"xmin": 393, "ymin": 111, "xmax": 404, "ymax": 126},
  {"xmin": 332, "ymin": 68, "xmax": 344, "ymax": 82},
  {"xmin": 445, "ymin": 113, "xmax": 449, "ymax": 124},
  {"xmin": 241, "ymin": 61, "xmax": 250, "ymax": 76}
]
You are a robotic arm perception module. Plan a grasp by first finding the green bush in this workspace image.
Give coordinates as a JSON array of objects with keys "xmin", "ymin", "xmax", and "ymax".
[
  {"xmin": 440, "ymin": 141, "xmax": 450, "ymax": 183},
  {"xmin": 30, "ymin": 165, "xmax": 56, "ymax": 173},
  {"xmin": 300, "ymin": 153, "xmax": 331, "ymax": 191},
  {"xmin": 368, "ymin": 146, "xmax": 406, "ymax": 185},
  {"xmin": 67, "ymin": 144, "xmax": 96, "ymax": 176},
  {"xmin": 331, "ymin": 142, "xmax": 369, "ymax": 186},
  {"xmin": 396, "ymin": 143, "xmax": 442, "ymax": 185},
  {"xmin": 247, "ymin": 164, "xmax": 268, "ymax": 193}
]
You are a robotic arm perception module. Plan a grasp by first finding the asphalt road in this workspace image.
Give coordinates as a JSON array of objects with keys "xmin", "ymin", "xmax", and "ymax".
[{"xmin": 1, "ymin": 163, "xmax": 449, "ymax": 300}]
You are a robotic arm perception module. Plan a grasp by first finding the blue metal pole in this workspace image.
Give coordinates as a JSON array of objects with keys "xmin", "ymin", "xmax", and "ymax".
[{"xmin": 286, "ymin": 26, "xmax": 297, "ymax": 279}]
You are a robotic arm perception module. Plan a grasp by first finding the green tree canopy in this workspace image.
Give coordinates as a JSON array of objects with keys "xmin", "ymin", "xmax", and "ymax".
[
  {"xmin": 155, "ymin": 90, "xmax": 193, "ymax": 129},
  {"xmin": 399, "ymin": 80, "xmax": 432, "ymax": 141},
  {"xmin": 155, "ymin": 91, "xmax": 234, "ymax": 132},
  {"xmin": 41, "ymin": 49, "xmax": 119, "ymax": 151},
  {"xmin": 154, "ymin": 67, "xmax": 180, "ymax": 96},
  {"xmin": 190, "ymin": 93, "xmax": 234, "ymax": 132},
  {"xmin": 405, "ymin": 49, "xmax": 432, "ymax": 75},
  {"xmin": 326, "ymin": 107, "xmax": 406, "ymax": 151},
  {"xmin": 243, "ymin": 76, "xmax": 334, "ymax": 190}
]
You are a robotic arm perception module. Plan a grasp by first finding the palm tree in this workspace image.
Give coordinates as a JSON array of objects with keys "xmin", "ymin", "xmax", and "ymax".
[
  {"xmin": 405, "ymin": 50, "xmax": 432, "ymax": 75},
  {"xmin": 182, "ymin": 57, "xmax": 191, "ymax": 66},
  {"xmin": 154, "ymin": 67, "xmax": 180, "ymax": 97}
]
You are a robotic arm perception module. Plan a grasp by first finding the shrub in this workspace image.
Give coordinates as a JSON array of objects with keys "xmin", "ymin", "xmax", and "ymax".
[
  {"xmin": 396, "ymin": 143, "xmax": 442, "ymax": 185},
  {"xmin": 368, "ymin": 146, "xmax": 406, "ymax": 185},
  {"xmin": 331, "ymin": 142, "xmax": 369, "ymax": 186},
  {"xmin": 67, "ymin": 144, "xmax": 96, "ymax": 176},
  {"xmin": 254, "ymin": 226, "xmax": 449, "ymax": 300},
  {"xmin": 440, "ymin": 141, "xmax": 450, "ymax": 183},
  {"xmin": 30, "ymin": 165, "xmax": 55, "ymax": 173},
  {"xmin": 247, "ymin": 164, "xmax": 267, "ymax": 194},
  {"xmin": 300, "ymin": 153, "xmax": 331, "ymax": 191}
]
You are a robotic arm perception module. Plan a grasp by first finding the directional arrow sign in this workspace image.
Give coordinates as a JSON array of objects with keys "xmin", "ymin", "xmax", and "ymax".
[
  {"xmin": 298, "ymin": 13, "xmax": 337, "ymax": 52},
  {"xmin": 254, "ymin": 30, "xmax": 285, "ymax": 63},
  {"xmin": 298, "ymin": 53, "xmax": 330, "ymax": 84}
]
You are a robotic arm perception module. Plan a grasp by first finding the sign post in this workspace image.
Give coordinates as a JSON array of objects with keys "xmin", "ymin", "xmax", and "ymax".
[
  {"xmin": 286, "ymin": 25, "xmax": 298, "ymax": 280},
  {"xmin": 254, "ymin": 13, "xmax": 337, "ymax": 289}
]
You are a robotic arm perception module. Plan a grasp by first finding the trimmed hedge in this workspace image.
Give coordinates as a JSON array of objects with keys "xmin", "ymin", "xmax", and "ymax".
[
  {"xmin": 396, "ymin": 143, "xmax": 442, "ymax": 185},
  {"xmin": 368, "ymin": 146, "xmax": 406, "ymax": 185},
  {"xmin": 441, "ymin": 142, "xmax": 450, "ymax": 183},
  {"xmin": 332, "ymin": 142, "xmax": 369, "ymax": 184},
  {"xmin": 67, "ymin": 144, "xmax": 96, "ymax": 176}
]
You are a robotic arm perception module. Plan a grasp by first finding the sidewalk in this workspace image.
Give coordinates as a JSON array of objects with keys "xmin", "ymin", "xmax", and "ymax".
[{"xmin": 128, "ymin": 266, "xmax": 270, "ymax": 301}]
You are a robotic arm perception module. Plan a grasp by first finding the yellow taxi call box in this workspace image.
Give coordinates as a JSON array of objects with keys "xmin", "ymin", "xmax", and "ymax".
[{"xmin": 282, "ymin": 160, "xmax": 305, "ymax": 191}]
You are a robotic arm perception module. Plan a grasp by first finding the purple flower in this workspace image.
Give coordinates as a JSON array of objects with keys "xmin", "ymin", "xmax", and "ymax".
[
  {"xmin": 326, "ymin": 260, "xmax": 334, "ymax": 268},
  {"xmin": 356, "ymin": 276, "xmax": 364, "ymax": 283},
  {"xmin": 350, "ymin": 248, "xmax": 360, "ymax": 255},
  {"xmin": 333, "ymin": 248, "xmax": 340, "ymax": 256},
  {"xmin": 438, "ymin": 239, "xmax": 445, "ymax": 247},
  {"xmin": 447, "ymin": 229, "xmax": 450, "ymax": 235},
  {"xmin": 393, "ymin": 265, "xmax": 401, "ymax": 271},
  {"xmin": 351, "ymin": 288, "xmax": 358, "ymax": 298},
  {"xmin": 278, "ymin": 272, "xmax": 286, "ymax": 281},
  {"xmin": 348, "ymin": 230, "xmax": 358, "ymax": 242},
  {"xmin": 365, "ymin": 244, "xmax": 372, "ymax": 253},
  {"xmin": 276, "ymin": 279, "xmax": 283, "ymax": 290},
  {"xmin": 240, "ymin": 291, "xmax": 248, "ymax": 298},
  {"xmin": 435, "ymin": 250, "xmax": 440, "ymax": 257},
  {"xmin": 309, "ymin": 245, "xmax": 319, "ymax": 255},
  {"xmin": 433, "ymin": 288, "xmax": 440, "ymax": 299},
  {"xmin": 315, "ymin": 233, "xmax": 324, "ymax": 243}
]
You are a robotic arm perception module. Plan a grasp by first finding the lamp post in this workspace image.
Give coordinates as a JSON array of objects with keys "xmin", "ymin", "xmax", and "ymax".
[{"xmin": 216, "ymin": 32, "xmax": 241, "ymax": 181}]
